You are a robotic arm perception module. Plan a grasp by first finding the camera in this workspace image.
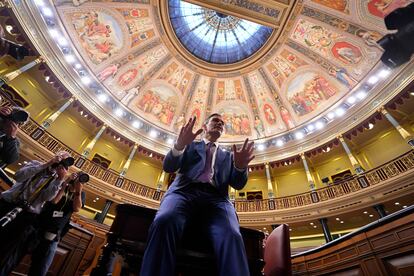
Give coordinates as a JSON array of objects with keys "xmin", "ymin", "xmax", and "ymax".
[
  {"xmin": 51, "ymin": 157, "xmax": 75, "ymax": 170},
  {"xmin": 77, "ymin": 172, "xmax": 90, "ymax": 183},
  {"xmin": 0, "ymin": 107, "xmax": 29, "ymax": 124}
]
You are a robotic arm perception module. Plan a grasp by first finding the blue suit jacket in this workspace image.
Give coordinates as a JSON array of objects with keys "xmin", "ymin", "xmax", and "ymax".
[{"xmin": 163, "ymin": 141, "xmax": 248, "ymax": 198}]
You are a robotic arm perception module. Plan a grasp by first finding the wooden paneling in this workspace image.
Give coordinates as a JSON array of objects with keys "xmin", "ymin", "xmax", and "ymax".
[{"xmin": 292, "ymin": 212, "xmax": 414, "ymax": 275}]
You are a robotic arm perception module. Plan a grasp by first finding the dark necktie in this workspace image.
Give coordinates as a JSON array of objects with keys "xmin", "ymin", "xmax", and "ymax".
[{"xmin": 198, "ymin": 142, "xmax": 215, "ymax": 183}]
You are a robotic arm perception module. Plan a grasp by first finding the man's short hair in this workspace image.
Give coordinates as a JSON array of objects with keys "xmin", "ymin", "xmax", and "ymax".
[{"xmin": 203, "ymin": 113, "xmax": 222, "ymax": 125}]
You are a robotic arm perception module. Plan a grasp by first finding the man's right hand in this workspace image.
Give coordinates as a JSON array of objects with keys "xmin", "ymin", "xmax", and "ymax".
[{"xmin": 174, "ymin": 117, "xmax": 203, "ymax": 150}]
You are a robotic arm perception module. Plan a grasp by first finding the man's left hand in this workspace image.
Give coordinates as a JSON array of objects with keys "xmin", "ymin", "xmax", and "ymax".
[{"xmin": 232, "ymin": 138, "xmax": 255, "ymax": 169}]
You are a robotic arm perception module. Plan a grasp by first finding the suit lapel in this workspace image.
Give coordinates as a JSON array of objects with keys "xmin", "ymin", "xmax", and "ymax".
[
  {"xmin": 195, "ymin": 141, "xmax": 205, "ymax": 162},
  {"xmin": 214, "ymin": 146, "xmax": 226, "ymax": 174}
]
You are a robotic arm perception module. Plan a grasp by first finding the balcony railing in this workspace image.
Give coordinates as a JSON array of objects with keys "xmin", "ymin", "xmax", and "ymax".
[{"xmin": 18, "ymin": 117, "xmax": 414, "ymax": 212}]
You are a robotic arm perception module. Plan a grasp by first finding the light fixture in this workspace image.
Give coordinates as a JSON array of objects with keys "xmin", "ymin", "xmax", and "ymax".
[
  {"xmin": 257, "ymin": 144, "xmax": 265, "ymax": 151},
  {"xmin": 98, "ymin": 93, "xmax": 108, "ymax": 102},
  {"xmin": 315, "ymin": 121, "xmax": 324, "ymax": 130},
  {"xmin": 116, "ymin": 137, "xmax": 121, "ymax": 141},
  {"xmin": 369, "ymin": 214, "xmax": 374, "ymax": 217},
  {"xmin": 327, "ymin": 112, "xmax": 335, "ymax": 120},
  {"xmin": 132, "ymin": 120, "xmax": 141, "ymax": 128},
  {"xmin": 307, "ymin": 124, "xmax": 315, "ymax": 132},
  {"xmin": 378, "ymin": 68, "xmax": 391, "ymax": 78},
  {"xmin": 75, "ymin": 63, "xmax": 82, "ymax": 69},
  {"xmin": 45, "ymin": 76, "xmax": 50, "ymax": 82},
  {"xmin": 410, "ymin": 91, "xmax": 414, "ymax": 96},
  {"xmin": 313, "ymin": 225, "xmax": 317, "ymax": 228},
  {"xmin": 18, "ymin": 162, "xmax": 22, "ymax": 166},
  {"xmin": 80, "ymin": 110, "xmax": 84, "ymax": 115},
  {"xmin": 93, "ymin": 199, "xmax": 96, "ymax": 203},
  {"xmin": 368, "ymin": 123, "xmax": 374, "ymax": 130},
  {"xmin": 335, "ymin": 108, "xmax": 345, "ymax": 117},
  {"xmin": 294, "ymin": 131, "xmax": 304, "ymax": 140},
  {"xmin": 149, "ymin": 153, "xmax": 153, "ymax": 157},
  {"xmin": 64, "ymin": 55, "xmax": 75, "ymax": 63},
  {"xmin": 356, "ymin": 90, "xmax": 367, "ymax": 100},
  {"xmin": 81, "ymin": 76, "xmax": 91, "ymax": 85},
  {"xmin": 340, "ymin": 221, "xmax": 344, "ymax": 224},
  {"xmin": 115, "ymin": 108, "xmax": 124, "ymax": 117},
  {"xmin": 403, "ymin": 205, "xmax": 407, "ymax": 208},
  {"xmin": 363, "ymin": 211, "xmax": 368, "ymax": 214},
  {"xmin": 335, "ymin": 218, "xmax": 340, "ymax": 221},
  {"xmin": 395, "ymin": 202, "xmax": 400, "ymax": 205},
  {"xmin": 310, "ymin": 222, "xmax": 314, "ymax": 225},
  {"xmin": 149, "ymin": 130, "xmax": 158, "ymax": 138},
  {"xmin": 34, "ymin": 0, "xmax": 45, "ymax": 7},
  {"xmin": 367, "ymin": 75, "xmax": 379, "ymax": 85},
  {"xmin": 42, "ymin": 7, "xmax": 53, "ymax": 17},
  {"xmin": 48, "ymin": 29, "xmax": 59, "ymax": 38},
  {"xmin": 58, "ymin": 37, "xmax": 68, "ymax": 47},
  {"xmin": 347, "ymin": 96, "xmax": 356, "ymax": 105},
  {"xmin": 96, "ymin": 197, "xmax": 99, "ymax": 200},
  {"xmin": 5, "ymin": 25, "xmax": 13, "ymax": 33},
  {"xmin": 248, "ymin": 168, "xmax": 252, "ymax": 172},
  {"xmin": 167, "ymin": 138, "xmax": 174, "ymax": 145},
  {"xmin": 23, "ymin": 161, "xmax": 28, "ymax": 164},
  {"xmin": 276, "ymin": 139, "xmax": 284, "ymax": 147}
]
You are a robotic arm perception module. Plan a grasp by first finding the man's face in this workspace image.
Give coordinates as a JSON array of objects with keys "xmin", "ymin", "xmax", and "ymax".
[{"xmin": 204, "ymin": 115, "xmax": 224, "ymax": 138}]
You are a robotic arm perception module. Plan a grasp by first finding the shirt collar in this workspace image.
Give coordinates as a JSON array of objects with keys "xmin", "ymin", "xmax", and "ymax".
[{"xmin": 202, "ymin": 137, "xmax": 219, "ymax": 148}]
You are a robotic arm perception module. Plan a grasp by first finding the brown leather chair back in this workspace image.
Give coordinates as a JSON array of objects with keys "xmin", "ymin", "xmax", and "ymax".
[{"xmin": 263, "ymin": 224, "xmax": 292, "ymax": 276}]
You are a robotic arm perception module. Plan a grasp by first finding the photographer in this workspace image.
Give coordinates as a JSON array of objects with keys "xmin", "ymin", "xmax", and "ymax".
[
  {"xmin": 0, "ymin": 151, "xmax": 73, "ymax": 275},
  {"xmin": 28, "ymin": 171, "xmax": 87, "ymax": 276},
  {"xmin": 0, "ymin": 106, "xmax": 29, "ymax": 167}
]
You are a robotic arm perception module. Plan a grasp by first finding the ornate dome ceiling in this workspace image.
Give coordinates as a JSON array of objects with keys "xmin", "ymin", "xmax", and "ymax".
[{"xmin": 10, "ymin": 0, "xmax": 414, "ymax": 160}]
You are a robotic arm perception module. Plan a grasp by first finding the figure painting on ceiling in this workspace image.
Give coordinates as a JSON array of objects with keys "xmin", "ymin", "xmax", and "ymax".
[
  {"xmin": 367, "ymin": 0, "xmax": 411, "ymax": 18},
  {"xmin": 121, "ymin": 86, "xmax": 140, "ymax": 106},
  {"xmin": 97, "ymin": 63, "xmax": 120, "ymax": 82},
  {"xmin": 287, "ymin": 72, "xmax": 338, "ymax": 116},
  {"xmin": 328, "ymin": 66, "xmax": 356, "ymax": 88},
  {"xmin": 135, "ymin": 86, "xmax": 178, "ymax": 125},
  {"xmin": 216, "ymin": 80, "xmax": 246, "ymax": 104},
  {"xmin": 279, "ymin": 106, "xmax": 295, "ymax": 129},
  {"xmin": 332, "ymin": 42, "xmax": 363, "ymax": 65},
  {"xmin": 263, "ymin": 104, "xmax": 277, "ymax": 125},
  {"xmin": 117, "ymin": 68, "xmax": 139, "ymax": 87},
  {"xmin": 254, "ymin": 116, "xmax": 265, "ymax": 138},
  {"xmin": 70, "ymin": 11, "xmax": 122, "ymax": 64},
  {"xmin": 311, "ymin": 0, "xmax": 349, "ymax": 14},
  {"xmin": 218, "ymin": 106, "xmax": 252, "ymax": 137}
]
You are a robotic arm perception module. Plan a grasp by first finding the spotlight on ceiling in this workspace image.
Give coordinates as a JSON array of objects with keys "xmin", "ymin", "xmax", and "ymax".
[
  {"xmin": 149, "ymin": 130, "xmax": 158, "ymax": 138},
  {"xmin": 335, "ymin": 107, "xmax": 345, "ymax": 117},
  {"xmin": 115, "ymin": 108, "xmax": 124, "ymax": 117},
  {"xmin": 367, "ymin": 123, "xmax": 374, "ymax": 130},
  {"xmin": 132, "ymin": 120, "xmax": 142, "ymax": 128},
  {"xmin": 81, "ymin": 76, "xmax": 91, "ymax": 85},
  {"xmin": 167, "ymin": 138, "xmax": 174, "ymax": 145},
  {"xmin": 315, "ymin": 121, "xmax": 324, "ymax": 130},
  {"xmin": 257, "ymin": 144, "xmax": 265, "ymax": 151},
  {"xmin": 294, "ymin": 131, "xmax": 304, "ymax": 140},
  {"xmin": 48, "ymin": 29, "xmax": 59, "ymax": 38},
  {"xmin": 347, "ymin": 96, "xmax": 356, "ymax": 105},
  {"xmin": 307, "ymin": 124, "xmax": 315, "ymax": 132},
  {"xmin": 327, "ymin": 112, "xmax": 335, "ymax": 120},
  {"xmin": 42, "ymin": 7, "xmax": 53, "ymax": 17},
  {"xmin": 367, "ymin": 75, "xmax": 379, "ymax": 85},
  {"xmin": 378, "ymin": 68, "xmax": 391, "ymax": 78},
  {"xmin": 276, "ymin": 139, "xmax": 284, "ymax": 147},
  {"xmin": 98, "ymin": 93, "xmax": 108, "ymax": 102},
  {"xmin": 356, "ymin": 90, "xmax": 367, "ymax": 100},
  {"xmin": 64, "ymin": 55, "xmax": 75, "ymax": 63}
]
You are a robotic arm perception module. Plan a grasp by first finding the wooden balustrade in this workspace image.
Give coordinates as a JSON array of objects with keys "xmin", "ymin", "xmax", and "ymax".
[{"xmin": 17, "ymin": 117, "xmax": 414, "ymax": 212}]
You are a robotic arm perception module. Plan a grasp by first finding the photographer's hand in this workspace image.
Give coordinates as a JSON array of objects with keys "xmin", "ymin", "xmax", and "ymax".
[{"xmin": 3, "ymin": 120, "xmax": 18, "ymax": 139}]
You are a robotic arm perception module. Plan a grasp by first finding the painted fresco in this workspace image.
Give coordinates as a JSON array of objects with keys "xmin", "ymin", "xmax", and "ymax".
[
  {"xmin": 311, "ymin": 0, "xmax": 350, "ymax": 14},
  {"xmin": 266, "ymin": 49, "xmax": 308, "ymax": 88},
  {"xmin": 116, "ymin": 8, "xmax": 155, "ymax": 48},
  {"xmin": 367, "ymin": 0, "xmax": 412, "ymax": 17},
  {"xmin": 217, "ymin": 105, "xmax": 252, "ymax": 137},
  {"xmin": 180, "ymin": 76, "xmax": 210, "ymax": 130},
  {"xmin": 216, "ymin": 80, "xmax": 246, "ymax": 104},
  {"xmin": 158, "ymin": 62, "xmax": 193, "ymax": 94},
  {"xmin": 328, "ymin": 66, "xmax": 357, "ymax": 88},
  {"xmin": 331, "ymin": 41, "xmax": 362, "ymax": 65},
  {"xmin": 134, "ymin": 85, "xmax": 178, "ymax": 126},
  {"xmin": 69, "ymin": 11, "xmax": 123, "ymax": 64},
  {"xmin": 287, "ymin": 72, "xmax": 339, "ymax": 117}
]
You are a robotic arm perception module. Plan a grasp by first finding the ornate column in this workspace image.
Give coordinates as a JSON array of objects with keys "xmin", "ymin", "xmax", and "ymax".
[
  {"xmin": 156, "ymin": 170, "xmax": 167, "ymax": 191},
  {"xmin": 373, "ymin": 204, "xmax": 387, "ymax": 218},
  {"xmin": 41, "ymin": 96, "xmax": 76, "ymax": 129},
  {"xmin": 380, "ymin": 107, "xmax": 414, "ymax": 148},
  {"xmin": 82, "ymin": 124, "xmax": 107, "ymax": 158},
  {"xmin": 300, "ymin": 153, "xmax": 316, "ymax": 191},
  {"xmin": 265, "ymin": 163, "xmax": 274, "ymax": 199},
  {"xmin": 319, "ymin": 218, "xmax": 333, "ymax": 243},
  {"xmin": 96, "ymin": 199, "xmax": 113, "ymax": 224},
  {"xmin": 338, "ymin": 135, "xmax": 365, "ymax": 174},
  {"xmin": 120, "ymin": 143, "xmax": 138, "ymax": 177},
  {"xmin": 0, "ymin": 57, "xmax": 43, "ymax": 87}
]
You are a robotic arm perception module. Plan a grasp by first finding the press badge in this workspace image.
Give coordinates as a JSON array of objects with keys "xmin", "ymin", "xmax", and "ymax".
[{"xmin": 52, "ymin": 211, "xmax": 64, "ymax": 217}]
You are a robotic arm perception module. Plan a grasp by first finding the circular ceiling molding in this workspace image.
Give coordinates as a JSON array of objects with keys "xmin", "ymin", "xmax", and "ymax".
[{"xmin": 168, "ymin": 0, "xmax": 273, "ymax": 64}]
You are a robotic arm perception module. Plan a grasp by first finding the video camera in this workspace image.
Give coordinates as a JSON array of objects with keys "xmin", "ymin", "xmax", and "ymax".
[
  {"xmin": 0, "ymin": 107, "xmax": 29, "ymax": 124},
  {"xmin": 51, "ymin": 157, "xmax": 75, "ymax": 170}
]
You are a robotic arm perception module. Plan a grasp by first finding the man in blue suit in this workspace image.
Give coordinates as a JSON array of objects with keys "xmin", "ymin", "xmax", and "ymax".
[{"xmin": 140, "ymin": 113, "xmax": 255, "ymax": 276}]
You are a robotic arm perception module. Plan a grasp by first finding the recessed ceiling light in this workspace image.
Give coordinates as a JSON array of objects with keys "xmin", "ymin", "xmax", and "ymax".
[
  {"xmin": 257, "ymin": 144, "xmax": 265, "ymax": 151},
  {"xmin": 363, "ymin": 211, "xmax": 368, "ymax": 214},
  {"xmin": 75, "ymin": 63, "xmax": 82, "ymax": 69},
  {"xmin": 378, "ymin": 68, "xmax": 391, "ymax": 78},
  {"xmin": 81, "ymin": 76, "xmax": 91, "ymax": 85},
  {"xmin": 115, "ymin": 108, "xmax": 124, "ymax": 117},
  {"xmin": 65, "ymin": 55, "xmax": 75, "ymax": 63},
  {"xmin": 58, "ymin": 37, "xmax": 68, "ymax": 46},
  {"xmin": 335, "ymin": 217, "xmax": 340, "ymax": 221},
  {"xmin": 403, "ymin": 205, "xmax": 407, "ymax": 208},
  {"xmin": 327, "ymin": 112, "xmax": 335, "ymax": 120},
  {"xmin": 335, "ymin": 108, "xmax": 345, "ymax": 117},
  {"xmin": 368, "ymin": 123, "xmax": 374, "ymax": 130},
  {"xmin": 276, "ymin": 139, "xmax": 284, "ymax": 147},
  {"xmin": 315, "ymin": 121, "xmax": 324, "ymax": 130},
  {"xmin": 149, "ymin": 130, "xmax": 158, "ymax": 138},
  {"xmin": 367, "ymin": 75, "xmax": 379, "ymax": 85},
  {"xmin": 5, "ymin": 25, "xmax": 13, "ymax": 33},
  {"xmin": 347, "ymin": 96, "xmax": 356, "ymax": 105},
  {"xmin": 132, "ymin": 120, "xmax": 141, "ymax": 128},
  {"xmin": 395, "ymin": 202, "xmax": 400, "ymax": 205},
  {"xmin": 34, "ymin": 0, "xmax": 45, "ymax": 7},
  {"xmin": 307, "ymin": 124, "xmax": 315, "ymax": 131},
  {"xmin": 313, "ymin": 225, "xmax": 317, "ymax": 228},
  {"xmin": 42, "ymin": 7, "xmax": 53, "ymax": 17},
  {"xmin": 93, "ymin": 200, "xmax": 96, "ymax": 203},
  {"xmin": 167, "ymin": 138, "xmax": 174, "ymax": 145},
  {"xmin": 96, "ymin": 197, "xmax": 99, "ymax": 200},
  {"xmin": 410, "ymin": 91, "xmax": 414, "ymax": 96},
  {"xmin": 340, "ymin": 221, "xmax": 344, "ymax": 224},
  {"xmin": 295, "ymin": 131, "xmax": 304, "ymax": 140},
  {"xmin": 310, "ymin": 222, "xmax": 314, "ymax": 225},
  {"xmin": 356, "ymin": 91, "xmax": 367, "ymax": 100},
  {"xmin": 18, "ymin": 162, "xmax": 22, "ymax": 166},
  {"xmin": 98, "ymin": 94, "xmax": 108, "ymax": 102},
  {"xmin": 369, "ymin": 214, "xmax": 374, "ymax": 217},
  {"xmin": 48, "ymin": 29, "xmax": 59, "ymax": 38}
]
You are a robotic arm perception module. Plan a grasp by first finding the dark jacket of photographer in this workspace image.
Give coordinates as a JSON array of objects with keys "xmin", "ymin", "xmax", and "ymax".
[
  {"xmin": 38, "ymin": 186, "xmax": 85, "ymax": 238},
  {"xmin": 0, "ymin": 128, "xmax": 19, "ymax": 167}
]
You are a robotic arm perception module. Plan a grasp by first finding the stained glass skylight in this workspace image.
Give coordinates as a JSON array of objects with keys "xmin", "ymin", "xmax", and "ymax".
[{"xmin": 168, "ymin": 0, "xmax": 273, "ymax": 64}]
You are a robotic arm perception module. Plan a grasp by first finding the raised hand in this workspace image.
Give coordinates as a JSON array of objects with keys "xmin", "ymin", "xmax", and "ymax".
[
  {"xmin": 232, "ymin": 138, "xmax": 255, "ymax": 169},
  {"xmin": 175, "ymin": 117, "xmax": 203, "ymax": 150}
]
